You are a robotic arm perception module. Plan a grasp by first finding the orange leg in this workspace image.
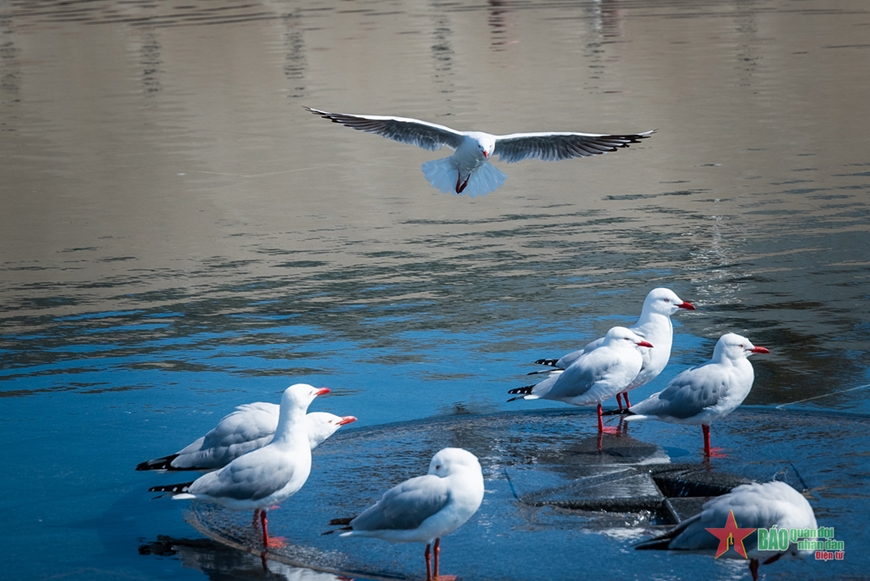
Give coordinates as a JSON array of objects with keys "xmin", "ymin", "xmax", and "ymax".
[
  {"xmin": 424, "ymin": 543, "xmax": 432, "ymax": 581},
  {"xmin": 260, "ymin": 510, "xmax": 286, "ymax": 549}
]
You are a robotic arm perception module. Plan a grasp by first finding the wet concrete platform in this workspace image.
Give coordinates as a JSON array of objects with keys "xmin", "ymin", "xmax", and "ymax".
[{"xmin": 184, "ymin": 407, "xmax": 868, "ymax": 581}]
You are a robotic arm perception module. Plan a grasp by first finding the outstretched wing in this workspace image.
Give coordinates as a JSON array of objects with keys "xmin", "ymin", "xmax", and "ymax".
[
  {"xmin": 494, "ymin": 130, "xmax": 654, "ymax": 163},
  {"xmin": 305, "ymin": 107, "xmax": 466, "ymax": 151}
]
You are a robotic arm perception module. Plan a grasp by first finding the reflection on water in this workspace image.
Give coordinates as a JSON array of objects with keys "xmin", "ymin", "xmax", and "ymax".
[{"xmin": 1, "ymin": 0, "xmax": 869, "ymax": 580}]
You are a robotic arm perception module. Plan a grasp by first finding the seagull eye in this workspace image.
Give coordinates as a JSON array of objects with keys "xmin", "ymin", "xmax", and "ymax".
[
  {"xmin": 436, "ymin": 464, "xmax": 442, "ymax": 470},
  {"xmin": 663, "ymin": 298, "xmax": 670, "ymax": 303},
  {"xmin": 738, "ymin": 344, "xmax": 744, "ymax": 348}
]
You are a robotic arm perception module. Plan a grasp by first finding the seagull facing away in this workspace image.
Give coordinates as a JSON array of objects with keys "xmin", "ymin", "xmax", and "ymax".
[
  {"xmin": 636, "ymin": 481, "xmax": 817, "ymax": 581},
  {"xmin": 136, "ymin": 408, "xmax": 356, "ymax": 472},
  {"xmin": 149, "ymin": 384, "xmax": 329, "ymax": 549},
  {"xmin": 532, "ymin": 288, "xmax": 695, "ymax": 411},
  {"xmin": 624, "ymin": 333, "xmax": 769, "ymax": 457},
  {"xmin": 327, "ymin": 448, "xmax": 485, "ymax": 581},
  {"xmin": 509, "ymin": 326, "xmax": 653, "ymax": 434},
  {"xmin": 305, "ymin": 107, "xmax": 654, "ymax": 197}
]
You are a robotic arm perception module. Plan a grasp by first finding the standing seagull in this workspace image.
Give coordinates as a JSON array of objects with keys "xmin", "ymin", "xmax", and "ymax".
[
  {"xmin": 624, "ymin": 333, "xmax": 769, "ymax": 457},
  {"xmin": 636, "ymin": 481, "xmax": 817, "ymax": 581},
  {"xmin": 532, "ymin": 287, "xmax": 695, "ymax": 410},
  {"xmin": 327, "ymin": 448, "xmax": 485, "ymax": 581},
  {"xmin": 305, "ymin": 107, "xmax": 654, "ymax": 197},
  {"xmin": 136, "ymin": 408, "xmax": 357, "ymax": 472},
  {"xmin": 149, "ymin": 384, "xmax": 329, "ymax": 548},
  {"xmin": 509, "ymin": 326, "xmax": 653, "ymax": 433}
]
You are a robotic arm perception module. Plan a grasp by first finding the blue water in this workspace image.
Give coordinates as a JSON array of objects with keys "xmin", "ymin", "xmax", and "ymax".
[{"xmin": 2, "ymin": 0, "xmax": 870, "ymax": 579}]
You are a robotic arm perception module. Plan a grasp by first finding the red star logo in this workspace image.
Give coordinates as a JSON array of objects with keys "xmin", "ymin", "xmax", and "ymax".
[{"xmin": 705, "ymin": 510, "xmax": 756, "ymax": 559}]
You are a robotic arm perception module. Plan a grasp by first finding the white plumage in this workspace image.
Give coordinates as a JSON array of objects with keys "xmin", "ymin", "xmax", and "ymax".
[
  {"xmin": 330, "ymin": 448, "xmax": 484, "ymax": 581},
  {"xmin": 306, "ymin": 107, "xmax": 653, "ymax": 197},
  {"xmin": 625, "ymin": 333, "xmax": 769, "ymax": 457},
  {"xmin": 137, "ymin": 407, "xmax": 356, "ymax": 472},
  {"xmin": 533, "ymin": 287, "xmax": 695, "ymax": 410},
  {"xmin": 149, "ymin": 383, "xmax": 330, "ymax": 548},
  {"xmin": 637, "ymin": 481, "xmax": 818, "ymax": 580},
  {"xmin": 509, "ymin": 326, "xmax": 653, "ymax": 433}
]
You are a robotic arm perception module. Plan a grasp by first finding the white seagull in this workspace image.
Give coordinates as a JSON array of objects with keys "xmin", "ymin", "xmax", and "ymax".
[
  {"xmin": 533, "ymin": 287, "xmax": 695, "ymax": 410},
  {"xmin": 149, "ymin": 383, "xmax": 329, "ymax": 548},
  {"xmin": 137, "ymin": 408, "xmax": 356, "ymax": 472},
  {"xmin": 624, "ymin": 333, "xmax": 769, "ymax": 457},
  {"xmin": 509, "ymin": 326, "xmax": 653, "ymax": 433},
  {"xmin": 636, "ymin": 480, "xmax": 818, "ymax": 581},
  {"xmin": 305, "ymin": 107, "xmax": 654, "ymax": 197},
  {"xmin": 328, "ymin": 448, "xmax": 485, "ymax": 581}
]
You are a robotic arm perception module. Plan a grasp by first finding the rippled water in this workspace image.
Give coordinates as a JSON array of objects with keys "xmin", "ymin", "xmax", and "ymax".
[{"xmin": 1, "ymin": 0, "xmax": 869, "ymax": 579}]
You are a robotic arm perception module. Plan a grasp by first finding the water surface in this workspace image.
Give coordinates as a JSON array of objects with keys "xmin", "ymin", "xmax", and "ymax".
[{"xmin": 1, "ymin": 0, "xmax": 869, "ymax": 579}]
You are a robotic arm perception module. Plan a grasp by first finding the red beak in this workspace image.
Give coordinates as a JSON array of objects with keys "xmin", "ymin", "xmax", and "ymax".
[
  {"xmin": 637, "ymin": 340, "xmax": 654, "ymax": 348},
  {"xmin": 678, "ymin": 301, "xmax": 696, "ymax": 310},
  {"xmin": 483, "ymin": 150, "xmax": 489, "ymax": 159},
  {"xmin": 338, "ymin": 416, "xmax": 357, "ymax": 426},
  {"xmin": 315, "ymin": 387, "xmax": 331, "ymax": 396},
  {"xmin": 749, "ymin": 346, "xmax": 770, "ymax": 354}
]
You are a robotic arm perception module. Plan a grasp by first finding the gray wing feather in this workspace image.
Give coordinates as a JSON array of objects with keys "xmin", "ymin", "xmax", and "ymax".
[
  {"xmin": 495, "ymin": 130, "xmax": 654, "ymax": 163},
  {"xmin": 632, "ymin": 363, "xmax": 723, "ymax": 419},
  {"xmin": 189, "ymin": 452, "xmax": 299, "ymax": 502},
  {"xmin": 351, "ymin": 475, "xmax": 450, "ymax": 532},
  {"xmin": 305, "ymin": 107, "xmax": 465, "ymax": 151}
]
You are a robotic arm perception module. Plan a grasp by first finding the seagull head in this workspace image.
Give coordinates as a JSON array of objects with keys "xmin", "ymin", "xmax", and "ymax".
[
  {"xmin": 475, "ymin": 134, "xmax": 496, "ymax": 160},
  {"xmin": 282, "ymin": 383, "xmax": 330, "ymax": 411},
  {"xmin": 428, "ymin": 448, "xmax": 482, "ymax": 478},
  {"xmin": 714, "ymin": 333, "xmax": 770, "ymax": 361},
  {"xmin": 604, "ymin": 326, "xmax": 654, "ymax": 350},
  {"xmin": 644, "ymin": 287, "xmax": 696, "ymax": 316}
]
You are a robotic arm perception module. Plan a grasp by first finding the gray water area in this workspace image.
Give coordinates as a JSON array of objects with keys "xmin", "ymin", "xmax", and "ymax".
[{"xmin": 1, "ymin": 0, "xmax": 869, "ymax": 579}]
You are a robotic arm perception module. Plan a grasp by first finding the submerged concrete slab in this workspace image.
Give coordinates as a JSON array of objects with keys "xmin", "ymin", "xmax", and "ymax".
[{"xmin": 182, "ymin": 407, "xmax": 869, "ymax": 581}]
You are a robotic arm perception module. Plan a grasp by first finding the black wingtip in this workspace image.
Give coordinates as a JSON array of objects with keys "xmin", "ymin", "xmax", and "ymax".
[
  {"xmin": 634, "ymin": 537, "xmax": 672, "ymax": 551},
  {"xmin": 533, "ymin": 358, "xmax": 559, "ymax": 366},
  {"xmin": 601, "ymin": 409, "xmax": 635, "ymax": 417},
  {"xmin": 507, "ymin": 385, "xmax": 534, "ymax": 396},
  {"xmin": 136, "ymin": 454, "xmax": 179, "ymax": 471},
  {"xmin": 148, "ymin": 482, "xmax": 194, "ymax": 494}
]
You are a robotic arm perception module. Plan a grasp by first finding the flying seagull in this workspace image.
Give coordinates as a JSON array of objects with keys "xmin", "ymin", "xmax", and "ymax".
[{"xmin": 305, "ymin": 106, "xmax": 654, "ymax": 197}]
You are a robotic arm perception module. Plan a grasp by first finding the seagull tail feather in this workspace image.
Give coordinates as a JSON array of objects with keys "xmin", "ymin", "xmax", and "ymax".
[
  {"xmin": 421, "ymin": 157, "xmax": 458, "ymax": 194},
  {"xmin": 462, "ymin": 161, "xmax": 507, "ymax": 197},
  {"xmin": 421, "ymin": 158, "xmax": 507, "ymax": 197}
]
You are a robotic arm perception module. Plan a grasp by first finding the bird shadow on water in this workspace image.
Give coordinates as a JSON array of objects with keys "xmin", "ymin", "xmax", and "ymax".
[{"xmin": 138, "ymin": 535, "xmax": 354, "ymax": 581}]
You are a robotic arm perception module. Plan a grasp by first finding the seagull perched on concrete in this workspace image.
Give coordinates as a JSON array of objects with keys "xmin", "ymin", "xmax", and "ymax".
[
  {"xmin": 624, "ymin": 333, "xmax": 769, "ymax": 457},
  {"xmin": 305, "ymin": 107, "xmax": 654, "ymax": 197},
  {"xmin": 509, "ymin": 326, "xmax": 653, "ymax": 433},
  {"xmin": 136, "ymin": 408, "xmax": 356, "ymax": 472},
  {"xmin": 532, "ymin": 288, "xmax": 695, "ymax": 411},
  {"xmin": 636, "ymin": 480, "xmax": 817, "ymax": 581},
  {"xmin": 327, "ymin": 448, "xmax": 485, "ymax": 581},
  {"xmin": 148, "ymin": 384, "xmax": 330, "ymax": 549}
]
